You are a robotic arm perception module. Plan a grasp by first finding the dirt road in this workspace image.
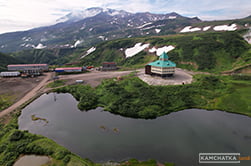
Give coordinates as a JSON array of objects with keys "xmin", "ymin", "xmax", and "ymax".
[
  {"xmin": 60, "ymin": 70, "xmax": 135, "ymax": 87},
  {"xmin": 0, "ymin": 72, "xmax": 52, "ymax": 118},
  {"xmin": 0, "ymin": 70, "xmax": 133, "ymax": 118}
]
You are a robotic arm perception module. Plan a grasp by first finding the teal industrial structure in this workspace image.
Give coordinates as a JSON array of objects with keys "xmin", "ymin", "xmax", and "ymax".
[{"xmin": 145, "ymin": 52, "xmax": 176, "ymax": 77}]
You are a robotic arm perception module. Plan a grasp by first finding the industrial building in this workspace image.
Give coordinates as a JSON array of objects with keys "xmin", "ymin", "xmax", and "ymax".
[
  {"xmin": 6, "ymin": 64, "xmax": 49, "ymax": 77},
  {"xmin": 55, "ymin": 67, "xmax": 82, "ymax": 73},
  {"xmin": 7, "ymin": 64, "xmax": 49, "ymax": 71},
  {"xmin": 145, "ymin": 52, "xmax": 176, "ymax": 77},
  {"xmin": 102, "ymin": 62, "xmax": 117, "ymax": 71},
  {"xmin": 0, "ymin": 71, "xmax": 20, "ymax": 77}
]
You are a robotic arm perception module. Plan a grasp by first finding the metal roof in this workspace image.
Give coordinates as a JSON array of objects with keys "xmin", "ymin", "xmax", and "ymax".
[
  {"xmin": 159, "ymin": 52, "xmax": 169, "ymax": 60},
  {"xmin": 148, "ymin": 60, "xmax": 176, "ymax": 68},
  {"xmin": 148, "ymin": 52, "xmax": 176, "ymax": 68},
  {"xmin": 55, "ymin": 67, "xmax": 82, "ymax": 70},
  {"xmin": 8, "ymin": 64, "xmax": 48, "ymax": 67}
]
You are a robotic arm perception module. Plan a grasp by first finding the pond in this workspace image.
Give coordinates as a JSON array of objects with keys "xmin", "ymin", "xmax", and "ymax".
[{"xmin": 18, "ymin": 93, "xmax": 251, "ymax": 166}]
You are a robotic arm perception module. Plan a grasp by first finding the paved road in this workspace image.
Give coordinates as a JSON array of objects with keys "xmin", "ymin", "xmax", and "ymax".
[{"xmin": 0, "ymin": 72, "xmax": 52, "ymax": 118}]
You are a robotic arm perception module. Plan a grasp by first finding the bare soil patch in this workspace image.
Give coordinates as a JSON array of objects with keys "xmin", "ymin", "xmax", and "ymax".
[{"xmin": 0, "ymin": 75, "xmax": 46, "ymax": 103}]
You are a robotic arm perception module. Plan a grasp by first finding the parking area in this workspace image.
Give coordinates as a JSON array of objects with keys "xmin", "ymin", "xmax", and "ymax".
[{"xmin": 137, "ymin": 68, "xmax": 193, "ymax": 86}]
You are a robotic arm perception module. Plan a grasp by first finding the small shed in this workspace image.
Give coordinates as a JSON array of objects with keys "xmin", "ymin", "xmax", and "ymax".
[{"xmin": 102, "ymin": 62, "xmax": 117, "ymax": 71}]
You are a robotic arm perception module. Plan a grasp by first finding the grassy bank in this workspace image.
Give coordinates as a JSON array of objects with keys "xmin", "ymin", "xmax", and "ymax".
[
  {"xmin": 0, "ymin": 94, "xmax": 14, "ymax": 111},
  {"xmin": 55, "ymin": 74, "xmax": 251, "ymax": 119},
  {"xmin": 46, "ymin": 80, "xmax": 66, "ymax": 88},
  {"xmin": 120, "ymin": 159, "xmax": 174, "ymax": 166}
]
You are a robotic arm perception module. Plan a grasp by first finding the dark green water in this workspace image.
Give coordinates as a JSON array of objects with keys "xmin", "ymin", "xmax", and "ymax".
[{"xmin": 18, "ymin": 93, "xmax": 251, "ymax": 166}]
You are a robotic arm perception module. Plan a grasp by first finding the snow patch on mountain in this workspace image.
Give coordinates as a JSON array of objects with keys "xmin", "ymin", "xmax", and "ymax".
[
  {"xmin": 57, "ymin": 8, "xmax": 130, "ymax": 23},
  {"xmin": 168, "ymin": 16, "xmax": 177, "ymax": 19},
  {"xmin": 213, "ymin": 24, "xmax": 237, "ymax": 31},
  {"xmin": 149, "ymin": 46, "xmax": 175, "ymax": 56},
  {"xmin": 57, "ymin": 8, "xmax": 103, "ymax": 23},
  {"xmin": 22, "ymin": 37, "xmax": 32, "ymax": 42},
  {"xmin": 149, "ymin": 47, "xmax": 157, "ymax": 53},
  {"xmin": 98, "ymin": 36, "xmax": 105, "ymax": 40},
  {"xmin": 155, "ymin": 29, "xmax": 161, "ymax": 33},
  {"xmin": 34, "ymin": 43, "xmax": 46, "ymax": 49},
  {"xmin": 87, "ymin": 47, "xmax": 96, "ymax": 55},
  {"xmin": 243, "ymin": 27, "xmax": 251, "ymax": 44},
  {"xmin": 137, "ymin": 22, "xmax": 153, "ymax": 29},
  {"xmin": 125, "ymin": 43, "xmax": 150, "ymax": 58},
  {"xmin": 141, "ymin": 26, "xmax": 156, "ymax": 31},
  {"xmin": 108, "ymin": 11, "xmax": 120, "ymax": 16},
  {"xmin": 203, "ymin": 26, "xmax": 211, "ymax": 31},
  {"xmin": 81, "ymin": 47, "xmax": 96, "ymax": 59},
  {"xmin": 74, "ymin": 40, "xmax": 83, "ymax": 47},
  {"xmin": 180, "ymin": 26, "xmax": 201, "ymax": 33}
]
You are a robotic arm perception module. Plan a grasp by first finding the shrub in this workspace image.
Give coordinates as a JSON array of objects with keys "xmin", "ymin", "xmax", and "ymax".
[{"xmin": 9, "ymin": 130, "xmax": 24, "ymax": 141}]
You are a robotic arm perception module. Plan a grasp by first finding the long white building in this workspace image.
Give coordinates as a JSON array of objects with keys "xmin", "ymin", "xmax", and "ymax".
[
  {"xmin": 0, "ymin": 71, "xmax": 20, "ymax": 77},
  {"xmin": 7, "ymin": 64, "xmax": 49, "ymax": 71}
]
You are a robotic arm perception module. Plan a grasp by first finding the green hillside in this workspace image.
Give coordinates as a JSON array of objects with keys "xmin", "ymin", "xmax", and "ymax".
[
  {"xmin": 10, "ymin": 47, "xmax": 86, "ymax": 65},
  {"xmin": 0, "ymin": 52, "xmax": 22, "ymax": 71},
  {"xmin": 7, "ymin": 31, "xmax": 251, "ymax": 73},
  {"xmin": 81, "ymin": 31, "xmax": 251, "ymax": 73}
]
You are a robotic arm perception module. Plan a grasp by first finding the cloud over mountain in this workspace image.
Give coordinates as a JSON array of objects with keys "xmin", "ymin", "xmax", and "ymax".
[{"xmin": 0, "ymin": 0, "xmax": 251, "ymax": 34}]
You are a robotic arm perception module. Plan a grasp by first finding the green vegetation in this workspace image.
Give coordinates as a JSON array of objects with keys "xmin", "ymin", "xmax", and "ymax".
[
  {"xmin": 0, "ymin": 52, "xmax": 21, "ymax": 71},
  {"xmin": 55, "ymin": 74, "xmax": 251, "ymax": 119},
  {"xmin": 0, "ymin": 94, "xmax": 15, "ymax": 111},
  {"xmin": 11, "ymin": 47, "xmax": 85, "ymax": 65},
  {"xmin": 46, "ymin": 80, "xmax": 66, "ymax": 88},
  {"xmin": 216, "ymin": 76, "xmax": 251, "ymax": 116},
  {"xmin": 31, "ymin": 115, "xmax": 49, "ymax": 124},
  {"xmin": 0, "ymin": 112, "xmax": 97, "ymax": 166},
  {"xmin": 81, "ymin": 31, "xmax": 251, "ymax": 73},
  {"xmin": 120, "ymin": 159, "xmax": 175, "ymax": 166},
  {"xmin": 56, "ymin": 85, "xmax": 98, "ymax": 111}
]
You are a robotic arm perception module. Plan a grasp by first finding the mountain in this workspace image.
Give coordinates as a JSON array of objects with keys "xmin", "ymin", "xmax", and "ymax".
[
  {"xmin": 0, "ymin": 8, "xmax": 200, "ymax": 53},
  {"xmin": 8, "ymin": 30, "xmax": 251, "ymax": 74},
  {"xmin": 56, "ymin": 7, "xmax": 132, "ymax": 23}
]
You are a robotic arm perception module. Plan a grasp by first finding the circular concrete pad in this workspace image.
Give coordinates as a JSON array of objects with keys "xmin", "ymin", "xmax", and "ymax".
[{"xmin": 138, "ymin": 68, "xmax": 193, "ymax": 86}]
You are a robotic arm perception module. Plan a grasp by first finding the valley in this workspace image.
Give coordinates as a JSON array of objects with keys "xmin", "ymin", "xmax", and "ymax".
[{"xmin": 1, "ymin": 6, "xmax": 251, "ymax": 166}]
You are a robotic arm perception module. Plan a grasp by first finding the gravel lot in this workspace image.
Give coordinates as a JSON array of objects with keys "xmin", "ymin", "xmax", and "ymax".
[{"xmin": 137, "ymin": 68, "xmax": 193, "ymax": 85}]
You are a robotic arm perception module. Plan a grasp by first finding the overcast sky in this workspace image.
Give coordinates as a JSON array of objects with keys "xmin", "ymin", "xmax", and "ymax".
[{"xmin": 0, "ymin": 0, "xmax": 251, "ymax": 34}]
